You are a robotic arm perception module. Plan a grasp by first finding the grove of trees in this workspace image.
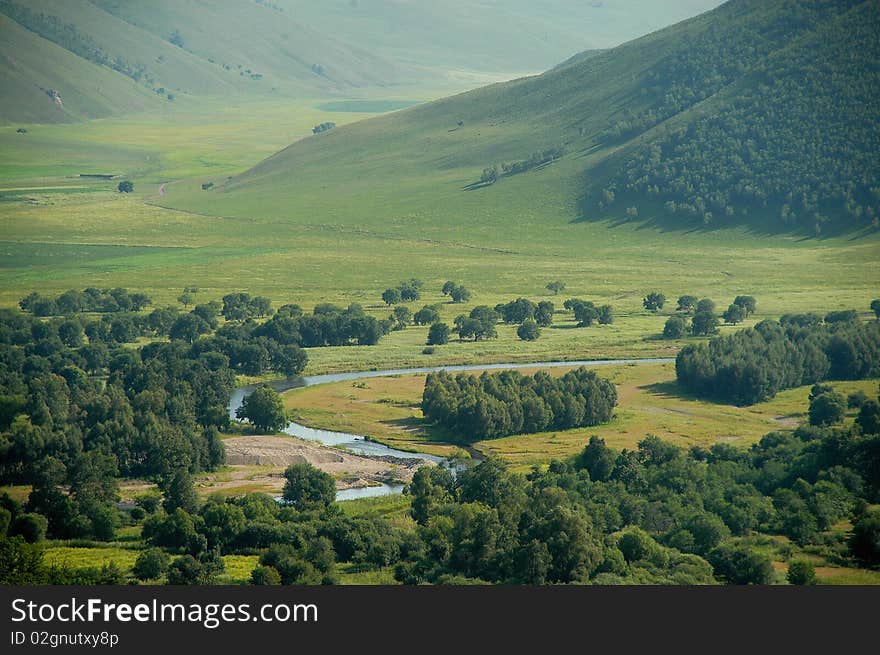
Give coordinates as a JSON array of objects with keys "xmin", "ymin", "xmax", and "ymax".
[{"xmin": 422, "ymin": 367, "xmax": 617, "ymax": 441}]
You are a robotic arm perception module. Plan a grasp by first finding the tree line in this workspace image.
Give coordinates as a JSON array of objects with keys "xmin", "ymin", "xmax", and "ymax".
[
  {"xmin": 422, "ymin": 367, "xmax": 617, "ymax": 441},
  {"xmin": 676, "ymin": 312, "xmax": 880, "ymax": 405}
]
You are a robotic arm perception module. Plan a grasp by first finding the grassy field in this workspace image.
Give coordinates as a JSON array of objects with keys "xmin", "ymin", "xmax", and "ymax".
[{"xmin": 284, "ymin": 362, "xmax": 879, "ymax": 468}]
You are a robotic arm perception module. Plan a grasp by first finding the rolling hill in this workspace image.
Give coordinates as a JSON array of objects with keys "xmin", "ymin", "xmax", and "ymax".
[
  {"xmin": 0, "ymin": 0, "xmax": 722, "ymax": 124},
  {"xmin": 165, "ymin": 0, "xmax": 880, "ymax": 234}
]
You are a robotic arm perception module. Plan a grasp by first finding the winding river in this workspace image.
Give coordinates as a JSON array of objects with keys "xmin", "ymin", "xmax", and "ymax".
[{"xmin": 227, "ymin": 358, "xmax": 674, "ymax": 500}]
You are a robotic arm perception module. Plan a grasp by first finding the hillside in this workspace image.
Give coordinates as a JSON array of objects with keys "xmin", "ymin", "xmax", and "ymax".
[
  {"xmin": 278, "ymin": 0, "xmax": 724, "ymax": 73},
  {"xmin": 0, "ymin": 13, "xmax": 162, "ymax": 123},
  {"xmin": 167, "ymin": 0, "xmax": 879, "ymax": 235},
  {"xmin": 0, "ymin": 0, "xmax": 417, "ymax": 123},
  {"xmin": 0, "ymin": 0, "xmax": 722, "ymax": 124}
]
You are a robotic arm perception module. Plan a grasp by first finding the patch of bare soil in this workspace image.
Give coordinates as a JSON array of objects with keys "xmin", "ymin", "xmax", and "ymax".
[{"xmin": 215, "ymin": 434, "xmax": 433, "ymax": 494}]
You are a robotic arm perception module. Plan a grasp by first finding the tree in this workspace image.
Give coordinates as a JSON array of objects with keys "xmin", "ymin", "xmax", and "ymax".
[
  {"xmin": 676, "ymin": 295, "xmax": 698, "ymax": 313},
  {"xmin": 576, "ymin": 436, "xmax": 615, "ymax": 482},
  {"xmin": 133, "ymin": 548, "xmax": 170, "ymax": 580},
  {"xmin": 598, "ymin": 305, "xmax": 614, "ymax": 325},
  {"xmin": 849, "ymin": 510, "xmax": 880, "ymax": 565},
  {"xmin": 857, "ymin": 399, "xmax": 880, "ymax": 435},
  {"xmin": 786, "ymin": 559, "xmax": 816, "ymax": 585},
  {"xmin": 10, "ymin": 513, "xmax": 48, "ymax": 543},
  {"xmin": 0, "ymin": 536, "xmax": 46, "ymax": 585},
  {"xmin": 546, "ymin": 281, "xmax": 566, "ymax": 295},
  {"xmin": 236, "ymin": 386, "xmax": 287, "ymax": 433},
  {"xmin": 427, "ymin": 322, "xmax": 450, "ymax": 346},
  {"xmin": 414, "ymin": 306, "xmax": 440, "ymax": 325},
  {"xmin": 643, "ymin": 292, "xmax": 665, "ymax": 312},
  {"xmin": 871, "ymin": 299, "xmax": 880, "ymax": 320},
  {"xmin": 809, "ymin": 390, "xmax": 846, "ymax": 426},
  {"xmin": 168, "ymin": 313, "xmax": 210, "ymax": 343},
  {"xmin": 733, "ymin": 295, "xmax": 757, "ymax": 316},
  {"xmin": 272, "ymin": 345, "xmax": 308, "ymax": 377},
  {"xmin": 707, "ymin": 543, "xmax": 774, "ymax": 585},
  {"xmin": 664, "ymin": 316, "xmax": 687, "ymax": 339},
  {"xmin": 399, "ymin": 280, "xmax": 422, "ymax": 302},
  {"xmin": 691, "ymin": 310, "xmax": 718, "ymax": 336},
  {"xmin": 161, "ymin": 470, "xmax": 199, "ymax": 514},
  {"xmin": 282, "ymin": 463, "xmax": 336, "ymax": 509},
  {"xmin": 392, "ymin": 306, "xmax": 412, "ymax": 330},
  {"xmin": 381, "ymin": 288, "xmax": 401, "ymax": 305},
  {"xmin": 449, "ymin": 285, "xmax": 471, "ymax": 303},
  {"xmin": 517, "ymin": 319, "xmax": 541, "ymax": 341},
  {"xmin": 696, "ymin": 298, "xmax": 716, "ymax": 314},
  {"xmin": 177, "ymin": 293, "xmax": 194, "ymax": 308},
  {"xmin": 535, "ymin": 301, "xmax": 554, "ymax": 327},
  {"xmin": 117, "ymin": 180, "xmax": 134, "ymax": 193},
  {"xmin": 723, "ymin": 304, "xmax": 746, "ymax": 325},
  {"xmin": 442, "ymin": 281, "xmax": 457, "ymax": 296},
  {"xmin": 251, "ymin": 565, "xmax": 281, "ymax": 585}
]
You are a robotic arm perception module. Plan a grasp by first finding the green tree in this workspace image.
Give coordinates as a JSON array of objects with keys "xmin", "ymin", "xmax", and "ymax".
[
  {"xmin": 707, "ymin": 543, "xmax": 774, "ymax": 585},
  {"xmin": 0, "ymin": 536, "xmax": 46, "ymax": 584},
  {"xmin": 236, "ymin": 386, "xmax": 287, "ymax": 433},
  {"xmin": 177, "ymin": 293, "xmax": 194, "ymax": 308},
  {"xmin": 733, "ymin": 295, "xmax": 757, "ymax": 316},
  {"xmin": 546, "ymin": 281, "xmax": 566, "ymax": 295},
  {"xmin": 10, "ymin": 513, "xmax": 47, "ymax": 543},
  {"xmin": 282, "ymin": 463, "xmax": 336, "ymax": 509},
  {"xmin": 133, "ymin": 548, "xmax": 170, "ymax": 580},
  {"xmin": 871, "ymin": 299, "xmax": 880, "ymax": 319},
  {"xmin": 691, "ymin": 310, "xmax": 718, "ymax": 336},
  {"xmin": 449, "ymin": 285, "xmax": 472, "ymax": 303},
  {"xmin": 517, "ymin": 319, "xmax": 541, "ymax": 341},
  {"xmin": 117, "ymin": 180, "xmax": 134, "ymax": 193},
  {"xmin": 849, "ymin": 510, "xmax": 880, "ymax": 565},
  {"xmin": 392, "ymin": 306, "xmax": 412, "ymax": 330},
  {"xmin": 161, "ymin": 470, "xmax": 199, "ymax": 514},
  {"xmin": 696, "ymin": 298, "xmax": 716, "ymax": 314},
  {"xmin": 442, "ymin": 281, "xmax": 457, "ymax": 296},
  {"xmin": 664, "ymin": 316, "xmax": 687, "ymax": 339},
  {"xmin": 251, "ymin": 565, "xmax": 281, "ymax": 585},
  {"xmin": 643, "ymin": 292, "xmax": 665, "ymax": 312},
  {"xmin": 414, "ymin": 306, "xmax": 441, "ymax": 325},
  {"xmin": 857, "ymin": 399, "xmax": 880, "ymax": 434},
  {"xmin": 381, "ymin": 288, "xmax": 401, "ymax": 305},
  {"xmin": 676, "ymin": 295, "xmax": 698, "ymax": 313},
  {"xmin": 786, "ymin": 559, "xmax": 816, "ymax": 585},
  {"xmin": 535, "ymin": 301, "xmax": 554, "ymax": 327},
  {"xmin": 427, "ymin": 322, "xmax": 450, "ymax": 346},
  {"xmin": 723, "ymin": 303, "xmax": 746, "ymax": 325},
  {"xmin": 809, "ymin": 390, "xmax": 846, "ymax": 426}
]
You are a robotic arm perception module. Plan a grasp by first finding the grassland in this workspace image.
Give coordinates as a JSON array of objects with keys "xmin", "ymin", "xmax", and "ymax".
[{"xmin": 284, "ymin": 363, "xmax": 880, "ymax": 468}]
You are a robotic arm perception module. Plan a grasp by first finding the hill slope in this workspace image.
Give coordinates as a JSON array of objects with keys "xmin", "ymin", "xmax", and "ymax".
[
  {"xmin": 278, "ymin": 0, "xmax": 724, "ymax": 73},
  {"xmin": 0, "ymin": 13, "xmax": 161, "ymax": 123},
  {"xmin": 0, "ymin": 0, "xmax": 723, "ymax": 124},
  {"xmin": 167, "ymin": 0, "xmax": 879, "ymax": 234},
  {"xmin": 0, "ymin": 0, "xmax": 417, "ymax": 123}
]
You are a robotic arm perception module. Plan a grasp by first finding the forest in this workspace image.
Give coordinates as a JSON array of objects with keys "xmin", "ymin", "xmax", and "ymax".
[{"xmin": 595, "ymin": 0, "xmax": 879, "ymax": 232}]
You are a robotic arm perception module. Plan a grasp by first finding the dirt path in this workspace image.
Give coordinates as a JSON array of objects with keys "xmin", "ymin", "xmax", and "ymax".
[{"xmin": 158, "ymin": 182, "xmax": 167, "ymax": 196}]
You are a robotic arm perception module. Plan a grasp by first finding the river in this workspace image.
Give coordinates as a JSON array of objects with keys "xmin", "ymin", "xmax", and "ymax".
[{"xmin": 227, "ymin": 357, "xmax": 674, "ymax": 500}]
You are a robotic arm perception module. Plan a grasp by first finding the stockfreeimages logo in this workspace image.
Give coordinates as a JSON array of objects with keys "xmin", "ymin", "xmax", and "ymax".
[{"xmin": 10, "ymin": 597, "xmax": 318, "ymax": 630}]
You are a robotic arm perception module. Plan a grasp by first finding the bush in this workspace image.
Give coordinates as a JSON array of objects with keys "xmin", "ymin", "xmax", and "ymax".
[
  {"xmin": 251, "ymin": 565, "xmax": 282, "ymax": 585},
  {"xmin": 117, "ymin": 180, "xmax": 134, "ymax": 193},
  {"xmin": 10, "ymin": 513, "xmax": 48, "ymax": 543},
  {"xmin": 786, "ymin": 559, "xmax": 816, "ymax": 585},
  {"xmin": 133, "ymin": 548, "xmax": 170, "ymax": 580}
]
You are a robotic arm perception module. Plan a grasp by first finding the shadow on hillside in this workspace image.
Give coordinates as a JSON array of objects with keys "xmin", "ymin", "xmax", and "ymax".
[{"xmin": 571, "ymin": 188, "xmax": 878, "ymax": 240}]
